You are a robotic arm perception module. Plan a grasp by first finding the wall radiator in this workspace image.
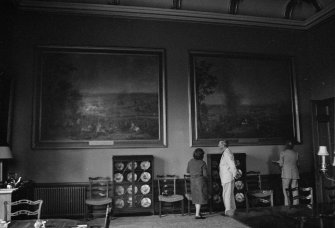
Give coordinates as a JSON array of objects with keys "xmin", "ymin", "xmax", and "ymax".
[{"xmin": 34, "ymin": 183, "xmax": 88, "ymax": 218}]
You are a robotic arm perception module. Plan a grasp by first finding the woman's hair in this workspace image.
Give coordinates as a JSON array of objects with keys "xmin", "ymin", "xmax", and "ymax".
[
  {"xmin": 218, "ymin": 140, "xmax": 229, "ymax": 147},
  {"xmin": 193, "ymin": 148, "xmax": 205, "ymax": 160},
  {"xmin": 285, "ymin": 140, "xmax": 294, "ymax": 150}
]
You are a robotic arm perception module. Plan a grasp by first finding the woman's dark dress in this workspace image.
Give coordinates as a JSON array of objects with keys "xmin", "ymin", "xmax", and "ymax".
[{"xmin": 186, "ymin": 159, "xmax": 208, "ymax": 205}]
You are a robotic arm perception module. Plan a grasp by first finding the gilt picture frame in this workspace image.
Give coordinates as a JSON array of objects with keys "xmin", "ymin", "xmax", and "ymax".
[
  {"xmin": 189, "ymin": 51, "xmax": 301, "ymax": 146},
  {"xmin": 33, "ymin": 46, "xmax": 166, "ymax": 149}
]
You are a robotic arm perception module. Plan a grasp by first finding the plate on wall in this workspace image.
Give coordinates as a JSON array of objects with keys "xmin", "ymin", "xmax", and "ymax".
[
  {"xmin": 127, "ymin": 173, "xmax": 138, "ymax": 182},
  {"xmin": 127, "ymin": 162, "xmax": 137, "ymax": 170},
  {"xmin": 235, "ymin": 180, "xmax": 244, "ymax": 190},
  {"xmin": 213, "ymin": 194, "xmax": 221, "ymax": 204},
  {"xmin": 235, "ymin": 169, "xmax": 243, "ymax": 179},
  {"xmin": 140, "ymin": 161, "xmax": 151, "ymax": 170},
  {"xmin": 127, "ymin": 185, "xmax": 138, "ymax": 194},
  {"xmin": 235, "ymin": 192, "xmax": 245, "ymax": 202},
  {"xmin": 115, "ymin": 186, "xmax": 125, "ymax": 196},
  {"xmin": 115, "ymin": 162, "xmax": 124, "ymax": 171},
  {"xmin": 114, "ymin": 173, "xmax": 123, "ymax": 183},
  {"xmin": 140, "ymin": 184, "xmax": 150, "ymax": 195},
  {"xmin": 140, "ymin": 172, "xmax": 151, "ymax": 182},
  {"xmin": 115, "ymin": 199, "xmax": 124, "ymax": 208},
  {"xmin": 141, "ymin": 197, "xmax": 151, "ymax": 207}
]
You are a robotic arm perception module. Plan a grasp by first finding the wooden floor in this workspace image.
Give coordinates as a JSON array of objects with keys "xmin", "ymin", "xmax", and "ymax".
[{"xmin": 101, "ymin": 208, "xmax": 333, "ymax": 228}]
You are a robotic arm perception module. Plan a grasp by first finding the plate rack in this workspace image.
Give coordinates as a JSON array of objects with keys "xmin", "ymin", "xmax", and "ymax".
[{"xmin": 112, "ymin": 155, "xmax": 154, "ymax": 215}]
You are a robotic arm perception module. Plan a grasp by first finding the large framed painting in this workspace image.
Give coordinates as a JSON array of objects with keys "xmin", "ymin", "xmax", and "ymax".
[
  {"xmin": 189, "ymin": 51, "xmax": 301, "ymax": 146},
  {"xmin": 33, "ymin": 46, "xmax": 166, "ymax": 149}
]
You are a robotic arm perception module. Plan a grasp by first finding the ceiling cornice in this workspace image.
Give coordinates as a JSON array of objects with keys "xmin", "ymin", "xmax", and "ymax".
[{"xmin": 16, "ymin": 0, "xmax": 335, "ymax": 30}]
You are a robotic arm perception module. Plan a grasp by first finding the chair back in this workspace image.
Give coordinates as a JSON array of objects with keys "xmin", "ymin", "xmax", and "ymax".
[
  {"xmin": 157, "ymin": 175, "xmax": 177, "ymax": 196},
  {"xmin": 88, "ymin": 177, "xmax": 111, "ymax": 199},
  {"xmin": 286, "ymin": 186, "xmax": 313, "ymax": 209},
  {"xmin": 4, "ymin": 199, "xmax": 43, "ymax": 221},
  {"xmin": 246, "ymin": 171, "xmax": 262, "ymax": 191},
  {"xmin": 184, "ymin": 174, "xmax": 191, "ymax": 194},
  {"xmin": 324, "ymin": 185, "xmax": 335, "ymax": 204}
]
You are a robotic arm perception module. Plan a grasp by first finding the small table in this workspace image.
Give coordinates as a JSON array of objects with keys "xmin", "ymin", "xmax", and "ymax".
[{"xmin": 9, "ymin": 219, "xmax": 84, "ymax": 228}]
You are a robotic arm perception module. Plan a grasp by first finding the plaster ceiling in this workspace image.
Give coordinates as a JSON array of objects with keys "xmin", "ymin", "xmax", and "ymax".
[{"xmin": 15, "ymin": 0, "xmax": 335, "ymax": 29}]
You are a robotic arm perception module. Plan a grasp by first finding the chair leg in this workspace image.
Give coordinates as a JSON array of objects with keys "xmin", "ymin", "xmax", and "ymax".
[
  {"xmin": 159, "ymin": 201, "xmax": 162, "ymax": 218},
  {"xmin": 188, "ymin": 200, "xmax": 190, "ymax": 216},
  {"xmin": 181, "ymin": 200, "xmax": 184, "ymax": 216}
]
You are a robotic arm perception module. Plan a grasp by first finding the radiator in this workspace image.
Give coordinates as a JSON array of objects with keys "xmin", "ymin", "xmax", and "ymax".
[{"xmin": 34, "ymin": 184, "xmax": 87, "ymax": 218}]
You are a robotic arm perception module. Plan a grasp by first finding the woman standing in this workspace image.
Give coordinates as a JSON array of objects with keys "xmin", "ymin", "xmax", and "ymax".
[
  {"xmin": 186, "ymin": 148, "xmax": 208, "ymax": 219},
  {"xmin": 274, "ymin": 140, "xmax": 300, "ymax": 206},
  {"xmin": 218, "ymin": 140, "xmax": 237, "ymax": 216}
]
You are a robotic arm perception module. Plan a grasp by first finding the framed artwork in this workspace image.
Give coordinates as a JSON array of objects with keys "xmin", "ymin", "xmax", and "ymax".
[
  {"xmin": 33, "ymin": 46, "xmax": 166, "ymax": 149},
  {"xmin": 189, "ymin": 51, "xmax": 301, "ymax": 146}
]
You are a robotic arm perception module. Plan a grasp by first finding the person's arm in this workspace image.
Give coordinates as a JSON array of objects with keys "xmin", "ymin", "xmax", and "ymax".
[
  {"xmin": 202, "ymin": 162, "xmax": 208, "ymax": 177},
  {"xmin": 225, "ymin": 150, "xmax": 237, "ymax": 177},
  {"xmin": 186, "ymin": 161, "xmax": 190, "ymax": 174},
  {"xmin": 278, "ymin": 151, "xmax": 284, "ymax": 167}
]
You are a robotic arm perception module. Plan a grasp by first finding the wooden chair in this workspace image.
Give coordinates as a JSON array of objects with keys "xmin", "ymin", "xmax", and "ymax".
[
  {"xmin": 319, "ymin": 185, "xmax": 335, "ymax": 228},
  {"xmin": 85, "ymin": 177, "xmax": 112, "ymax": 219},
  {"xmin": 285, "ymin": 186, "xmax": 316, "ymax": 228},
  {"xmin": 157, "ymin": 175, "xmax": 184, "ymax": 217},
  {"xmin": 4, "ymin": 199, "xmax": 43, "ymax": 221},
  {"xmin": 184, "ymin": 174, "xmax": 192, "ymax": 215},
  {"xmin": 245, "ymin": 171, "xmax": 273, "ymax": 213}
]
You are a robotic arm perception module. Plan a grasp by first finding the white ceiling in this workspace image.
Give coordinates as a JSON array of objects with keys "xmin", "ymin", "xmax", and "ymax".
[{"xmin": 16, "ymin": 0, "xmax": 335, "ymax": 29}]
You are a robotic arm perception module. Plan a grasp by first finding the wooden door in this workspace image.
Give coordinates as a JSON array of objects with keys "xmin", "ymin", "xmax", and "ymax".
[{"xmin": 311, "ymin": 98, "xmax": 335, "ymax": 203}]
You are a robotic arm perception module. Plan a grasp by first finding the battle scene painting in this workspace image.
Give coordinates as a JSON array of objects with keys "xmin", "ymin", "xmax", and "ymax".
[{"xmin": 34, "ymin": 47, "xmax": 166, "ymax": 148}]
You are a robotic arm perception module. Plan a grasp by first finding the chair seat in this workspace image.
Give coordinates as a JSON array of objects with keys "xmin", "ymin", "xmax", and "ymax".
[
  {"xmin": 159, "ymin": 194, "xmax": 184, "ymax": 202},
  {"xmin": 185, "ymin": 193, "xmax": 192, "ymax": 201},
  {"xmin": 249, "ymin": 190, "xmax": 273, "ymax": 198},
  {"xmin": 86, "ymin": 198, "xmax": 112, "ymax": 206},
  {"xmin": 320, "ymin": 213, "xmax": 335, "ymax": 218}
]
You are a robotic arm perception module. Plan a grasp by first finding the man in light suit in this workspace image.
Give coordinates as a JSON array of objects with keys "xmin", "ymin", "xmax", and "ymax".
[
  {"xmin": 274, "ymin": 140, "xmax": 300, "ymax": 206},
  {"xmin": 218, "ymin": 140, "xmax": 237, "ymax": 216}
]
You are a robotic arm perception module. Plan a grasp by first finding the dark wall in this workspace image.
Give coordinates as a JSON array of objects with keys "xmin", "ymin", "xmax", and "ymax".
[
  {"xmin": 309, "ymin": 15, "xmax": 335, "ymax": 100},
  {"xmin": 4, "ymin": 9, "xmax": 320, "ymax": 182}
]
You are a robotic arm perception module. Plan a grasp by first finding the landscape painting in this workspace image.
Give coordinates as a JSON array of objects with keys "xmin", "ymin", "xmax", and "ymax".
[
  {"xmin": 189, "ymin": 51, "xmax": 301, "ymax": 146},
  {"xmin": 33, "ymin": 46, "xmax": 166, "ymax": 148}
]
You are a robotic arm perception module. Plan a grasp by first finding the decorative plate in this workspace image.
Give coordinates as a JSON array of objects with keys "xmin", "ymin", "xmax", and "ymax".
[
  {"xmin": 235, "ymin": 192, "xmax": 245, "ymax": 202},
  {"xmin": 140, "ymin": 184, "xmax": 150, "ymax": 195},
  {"xmin": 235, "ymin": 180, "xmax": 244, "ymax": 190},
  {"xmin": 213, "ymin": 182, "xmax": 220, "ymax": 192},
  {"xmin": 140, "ymin": 161, "xmax": 150, "ymax": 170},
  {"xmin": 212, "ymin": 170, "xmax": 219, "ymax": 178},
  {"xmin": 115, "ymin": 199, "xmax": 124, "ymax": 208},
  {"xmin": 127, "ymin": 173, "xmax": 137, "ymax": 182},
  {"xmin": 213, "ymin": 194, "xmax": 221, "ymax": 204},
  {"xmin": 115, "ymin": 186, "xmax": 125, "ymax": 196},
  {"xmin": 114, "ymin": 173, "xmax": 123, "ymax": 183},
  {"xmin": 140, "ymin": 172, "xmax": 151, "ymax": 182},
  {"xmin": 127, "ymin": 185, "xmax": 138, "ymax": 194},
  {"xmin": 235, "ymin": 169, "xmax": 243, "ymax": 179},
  {"xmin": 141, "ymin": 197, "xmax": 151, "ymax": 207},
  {"xmin": 127, "ymin": 162, "xmax": 137, "ymax": 170},
  {"xmin": 115, "ymin": 162, "xmax": 124, "ymax": 171},
  {"xmin": 235, "ymin": 159, "xmax": 241, "ymax": 167},
  {"xmin": 127, "ymin": 196, "xmax": 133, "ymax": 206}
]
